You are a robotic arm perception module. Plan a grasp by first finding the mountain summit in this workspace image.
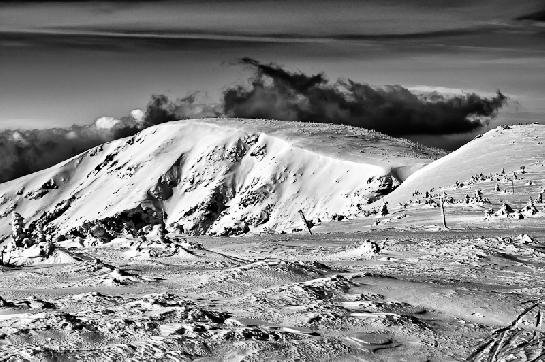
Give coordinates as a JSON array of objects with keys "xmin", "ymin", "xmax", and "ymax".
[{"xmin": 0, "ymin": 119, "xmax": 443, "ymax": 240}]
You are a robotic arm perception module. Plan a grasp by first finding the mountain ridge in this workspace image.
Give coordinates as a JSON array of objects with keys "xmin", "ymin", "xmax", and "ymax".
[{"xmin": 0, "ymin": 118, "xmax": 443, "ymax": 239}]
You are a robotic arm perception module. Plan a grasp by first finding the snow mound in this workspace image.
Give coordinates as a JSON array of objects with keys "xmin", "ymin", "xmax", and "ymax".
[
  {"xmin": 0, "ymin": 119, "xmax": 441, "ymax": 237},
  {"xmin": 329, "ymin": 240, "xmax": 381, "ymax": 260},
  {"xmin": 1, "ymin": 245, "xmax": 76, "ymax": 266}
]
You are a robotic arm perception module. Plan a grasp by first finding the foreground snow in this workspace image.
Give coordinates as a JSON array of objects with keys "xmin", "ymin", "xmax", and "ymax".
[{"xmin": 1, "ymin": 228, "xmax": 544, "ymax": 360}]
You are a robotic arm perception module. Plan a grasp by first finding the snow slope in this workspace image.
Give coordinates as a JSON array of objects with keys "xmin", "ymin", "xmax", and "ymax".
[
  {"xmin": 0, "ymin": 119, "xmax": 442, "ymax": 238},
  {"xmin": 385, "ymin": 124, "xmax": 545, "ymax": 207}
]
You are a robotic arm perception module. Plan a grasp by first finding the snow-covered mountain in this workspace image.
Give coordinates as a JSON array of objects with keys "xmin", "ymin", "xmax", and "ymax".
[
  {"xmin": 0, "ymin": 118, "xmax": 443, "ymax": 239},
  {"xmin": 385, "ymin": 124, "xmax": 545, "ymax": 207}
]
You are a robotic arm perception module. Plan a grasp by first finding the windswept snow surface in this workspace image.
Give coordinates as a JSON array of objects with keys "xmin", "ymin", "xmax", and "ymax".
[{"xmin": 0, "ymin": 119, "xmax": 442, "ymax": 238}]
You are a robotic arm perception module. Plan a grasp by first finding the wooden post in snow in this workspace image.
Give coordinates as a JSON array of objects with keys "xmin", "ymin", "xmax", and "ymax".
[
  {"xmin": 440, "ymin": 193, "xmax": 447, "ymax": 229},
  {"xmin": 298, "ymin": 210, "xmax": 313, "ymax": 235},
  {"xmin": 159, "ymin": 203, "xmax": 167, "ymax": 243},
  {"xmin": 511, "ymin": 178, "xmax": 515, "ymax": 194}
]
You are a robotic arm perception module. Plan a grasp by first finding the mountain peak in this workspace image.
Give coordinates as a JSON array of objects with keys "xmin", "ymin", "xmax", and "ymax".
[{"xmin": 0, "ymin": 118, "xmax": 442, "ymax": 239}]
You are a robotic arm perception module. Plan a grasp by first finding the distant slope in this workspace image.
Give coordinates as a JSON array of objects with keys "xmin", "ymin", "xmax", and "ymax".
[
  {"xmin": 0, "ymin": 119, "xmax": 442, "ymax": 238},
  {"xmin": 385, "ymin": 124, "xmax": 545, "ymax": 207}
]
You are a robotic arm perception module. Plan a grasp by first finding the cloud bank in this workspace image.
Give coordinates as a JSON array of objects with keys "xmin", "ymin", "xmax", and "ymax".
[
  {"xmin": 223, "ymin": 58, "xmax": 507, "ymax": 136},
  {"xmin": 0, "ymin": 94, "xmax": 219, "ymax": 183}
]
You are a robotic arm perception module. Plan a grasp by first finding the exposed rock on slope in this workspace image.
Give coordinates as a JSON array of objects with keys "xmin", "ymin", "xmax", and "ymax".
[{"xmin": 0, "ymin": 119, "xmax": 442, "ymax": 238}]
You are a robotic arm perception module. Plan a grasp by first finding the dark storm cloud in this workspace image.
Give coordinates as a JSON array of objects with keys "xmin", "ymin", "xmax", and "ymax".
[
  {"xmin": 517, "ymin": 9, "xmax": 545, "ymax": 22},
  {"xmin": 0, "ymin": 95, "xmax": 219, "ymax": 183},
  {"xmin": 142, "ymin": 94, "xmax": 220, "ymax": 127},
  {"xmin": 0, "ymin": 125, "xmax": 125, "ymax": 184},
  {"xmin": 223, "ymin": 58, "xmax": 507, "ymax": 136}
]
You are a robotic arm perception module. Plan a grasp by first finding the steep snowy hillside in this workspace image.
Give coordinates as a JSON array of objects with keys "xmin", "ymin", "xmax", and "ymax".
[
  {"xmin": 0, "ymin": 119, "xmax": 442, "ymax": 239},
  {"xmin": 385, "ymin": 124, "xmax": 545, "ymax": 207}
]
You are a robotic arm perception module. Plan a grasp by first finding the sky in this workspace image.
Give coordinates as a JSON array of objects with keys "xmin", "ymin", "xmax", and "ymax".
[{"xmin": 1, "ymin": 0, "xmax": 545, "ymax": 130}]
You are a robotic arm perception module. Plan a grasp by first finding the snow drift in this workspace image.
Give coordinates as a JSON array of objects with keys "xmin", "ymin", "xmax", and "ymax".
[{"xmin": 0, "ymin": 119, "xmax": 443, "ymax": 238}]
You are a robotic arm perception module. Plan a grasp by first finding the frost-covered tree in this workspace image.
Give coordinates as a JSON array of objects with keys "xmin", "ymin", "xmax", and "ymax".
[
  {"xmin": 11, "ymin": 212, "xmax": 25, "ymax": 247},
  {"xmin": 380, "ymin": 202, "xmax": 389, "ymax": 217}
]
